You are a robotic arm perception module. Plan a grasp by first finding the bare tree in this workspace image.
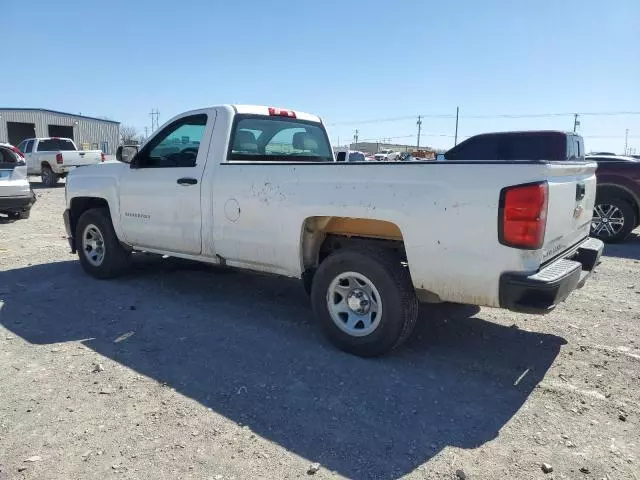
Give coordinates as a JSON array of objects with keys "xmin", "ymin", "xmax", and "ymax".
[{"xmin": 120, "ymin": 125, "xmax": 139, "ymax": 145}]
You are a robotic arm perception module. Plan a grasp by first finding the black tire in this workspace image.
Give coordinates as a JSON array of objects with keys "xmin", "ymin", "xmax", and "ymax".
[
  {"xmin": 75, "ymin": 208, "xmax": 131, "ymax": 279},
  {"xmin": 591, "ymin": 197, "xmax": 636, "ymax": 243},
  {"xmin": 8, "ymin": 209, "xmax": 30, "ymax": 220},
  {"xmin": 311, "ymin": 248, "xmax": 418, "ymax": 357},
  {"xmin": 41, "ymin": 165, "xmax": 58, "ymax": 187}
]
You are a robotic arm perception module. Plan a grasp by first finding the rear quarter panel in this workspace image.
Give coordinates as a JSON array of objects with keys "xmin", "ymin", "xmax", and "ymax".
[{"xmin": 209, "ymin": 157, "xmax": 560, "ymax": 307}]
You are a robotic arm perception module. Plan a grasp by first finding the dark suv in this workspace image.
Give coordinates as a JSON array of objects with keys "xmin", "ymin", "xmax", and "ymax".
[
  {"xmin": 444, "ymin": 131, "xmax": 584, "ymax": 161},
  {"xmin": 587, "ymin": 155, "xmax": 640, "ymax": 243}
]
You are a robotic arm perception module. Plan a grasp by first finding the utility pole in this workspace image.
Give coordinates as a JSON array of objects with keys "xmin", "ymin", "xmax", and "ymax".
[
  {"xmin": 416, "ymin": 115, "xmax": 422, "ymax": 150},
  {"xmin": 353, "ymin": 129, "xmax": 359, "ymax": 145},
  {"xmin": 454, "ymin": 106, "xmax": 459, "ymax": 146},
  {"xmin": 144, "ymin": 127, "xmax": 149, "ymax": 140},
  {"xmin": 624, "ymin": 129, "xmax": 629, "ymax": 155},
  {"xmin": 573, "ymin": 113, "xmax": 580, "ymax": 132},
  {"xmin": 149, "ymin": 109, "xmax": 160, "ymax": 132}
]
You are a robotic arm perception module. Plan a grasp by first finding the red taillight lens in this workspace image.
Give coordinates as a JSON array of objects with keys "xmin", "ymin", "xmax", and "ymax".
[
  {"xmin": 101, "ymin": 152, "xmax": 105, "ymax": 162},
  {"xmin": 10, "ymin": 146, "xmax": 25, "ymax": 158},
  {"xmin": 499, "ymin": 182, "xmax": 548, "ymax": 249},
  {"xmin": 56, "ymin": 153, "xmax": 63, "ymax": 164},
  {"xmin": 268, "ymin": 107, "xmax": 296, "ymax": 118}
]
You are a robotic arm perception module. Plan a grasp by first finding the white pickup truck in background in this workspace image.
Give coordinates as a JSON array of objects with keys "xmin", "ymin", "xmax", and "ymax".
[
  {"xmin": 17, "ymin": 137, "xmax": 104, "ymax": 186},
  {"xmin": 63, "ymin": 104, "xmax": 603, "ymax": 356}
]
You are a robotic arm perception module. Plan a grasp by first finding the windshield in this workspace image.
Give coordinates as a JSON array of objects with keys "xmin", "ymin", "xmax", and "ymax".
[
  {"xmin": 348, "ymin": 152, "xmax": 366, "ymax": 162},
  {"xmin": 229, "ymin": 116, "xmax": 333, "ymax": 162}
]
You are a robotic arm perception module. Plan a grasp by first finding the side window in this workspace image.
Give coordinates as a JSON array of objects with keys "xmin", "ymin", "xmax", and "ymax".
[
  {"xmin": 138, "ymin": 114, "xmax": 207, "ymax": 168},
  {"xmin": 17, "ymin": 141, "xmax": 26, "ymax": 153},
  {"xmin": 336, "ymin": 152, "xmax": 346, "ymax": 162},
  {"xmin": 24, "ymin": 140, "xmax": 34, "ymax": 153}
]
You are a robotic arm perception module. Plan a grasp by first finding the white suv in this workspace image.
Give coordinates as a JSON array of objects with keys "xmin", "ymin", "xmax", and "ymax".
[{"xmin": 0, "ymin": 143, "xmax": 36, "ymax": 220}]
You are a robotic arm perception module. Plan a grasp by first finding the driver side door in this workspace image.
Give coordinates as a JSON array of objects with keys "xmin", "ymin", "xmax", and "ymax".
[{"xmin": 118, "ymin": 111, "xmax": 214, "ymax": 254}]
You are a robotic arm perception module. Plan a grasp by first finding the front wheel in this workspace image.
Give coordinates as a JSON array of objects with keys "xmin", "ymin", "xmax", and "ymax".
[
  {"xmin": 76, "ymin": 208, "xmax": 131, "ymax": 279},
  {"xmin": 591, "ymin": 197, "xmax": 636, "ymax": 243},
  {"xmin": 311, "ymin": 248, "xmax": 418, "ymax": 357}
]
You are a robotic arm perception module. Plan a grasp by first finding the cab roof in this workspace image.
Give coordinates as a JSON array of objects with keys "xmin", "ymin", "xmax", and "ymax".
[{"xmin": 232, "ymin": 105, "xmax": 322, "ymax": 123}]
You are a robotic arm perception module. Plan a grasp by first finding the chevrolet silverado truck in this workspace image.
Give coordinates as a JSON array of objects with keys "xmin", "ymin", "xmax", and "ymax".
[
  {"xmin": 586, "ymin": 155, "xmax": 640, "ymax": 243},
  {"xmin": 17, "ymin": 137, "xmax": 104, "ymax": 187},
  {"xmin": 63, "ymin": 105, "xmax": 603, "ymax": 356}
]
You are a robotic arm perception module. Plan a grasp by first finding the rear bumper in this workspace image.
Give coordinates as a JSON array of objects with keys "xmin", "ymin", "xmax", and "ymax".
[
  {"xmin": 499, "ymin": 237, "xmax": 604, "ymax": 314},
  {"xmin": 0, "ymin": 191, "xmax": 36, "ymax": 213}
]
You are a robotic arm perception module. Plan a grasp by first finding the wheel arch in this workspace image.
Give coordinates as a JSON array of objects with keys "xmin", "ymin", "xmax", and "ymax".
[
  {"xmin": 299, "ymin": 216, "xmax": 409, "ymax": 291},
  {"xmin": 68, "ymin": 197, "xmax": 111, "ymax": 251}
]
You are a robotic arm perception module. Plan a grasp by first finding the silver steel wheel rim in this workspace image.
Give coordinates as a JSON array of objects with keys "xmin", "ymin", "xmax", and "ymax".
[
  {"xmin": 592, "ymin": 204, "xmax": 624, "ymax": 237},
  {"xmin": 82, "ymin": 224, "xmax": 106, "ymax": 267},
  {"xmin": 326, "ymin": 271, "xmax": 382, "ymax": 337}
]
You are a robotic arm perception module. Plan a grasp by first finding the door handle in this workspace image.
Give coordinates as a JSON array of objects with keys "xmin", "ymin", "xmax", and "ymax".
[{"xmin": 177, "ymin": 177, "xmax": 198, "ymax": 185}]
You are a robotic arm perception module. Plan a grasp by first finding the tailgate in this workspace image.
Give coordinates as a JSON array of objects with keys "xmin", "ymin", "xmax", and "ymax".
[
  {"xmin": 541, "ymin": 161, "xmax": 597, "ymax": 262},
  {"xmin": 62, "ymin": 150, "xmax": 101, "ymax": 166}
]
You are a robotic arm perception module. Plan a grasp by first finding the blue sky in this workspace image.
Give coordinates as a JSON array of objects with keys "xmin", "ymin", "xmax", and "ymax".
[{"xmin": 4, "ymin": 0, "xmax": 639, "ymax": 152}]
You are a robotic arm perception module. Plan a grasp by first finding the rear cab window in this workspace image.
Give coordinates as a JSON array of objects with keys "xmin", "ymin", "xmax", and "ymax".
[
  {"xmin": 36, "ymin": 138, "xmax": 76, "ymax": 152},
  {"xmin": 228, "ymin": 116, "xmax": 333, "ymax": 162}
]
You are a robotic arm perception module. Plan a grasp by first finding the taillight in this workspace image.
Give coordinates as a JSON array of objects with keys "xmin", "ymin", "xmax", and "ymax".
[
  {"xmin": 499, "ymin": 182, "xmax": 548, "ymax": 249},
  {"xmin": 101, "ymin": 152, "xmax": 105, "ymax": 162},
  {"xmin": 268, "ymin": 107, "xmax": 296, "ymax": 118},
  {"xmin": 10, "ymin": 146, "xmax": 25, "ymax": 158},
  {"xmin": 56, "ymin": 153, "xmax": 63, "ymax": 164}
]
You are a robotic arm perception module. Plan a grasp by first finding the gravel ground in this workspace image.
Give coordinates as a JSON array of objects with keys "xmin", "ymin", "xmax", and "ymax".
[{"xmin": 1, "ymin": 181, "xmax": 639, "ymax": 480}]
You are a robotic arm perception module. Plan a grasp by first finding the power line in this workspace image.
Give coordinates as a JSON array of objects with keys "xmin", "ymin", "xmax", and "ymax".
[{"xmin": 327, "ymin": 110, "xmax": 640, "ymax": 126}]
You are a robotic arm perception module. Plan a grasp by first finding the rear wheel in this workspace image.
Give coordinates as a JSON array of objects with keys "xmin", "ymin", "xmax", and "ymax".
[
  {"xmin": 41, "ymin": 165, "xmax": 58, "ymax": 187},
  {"xmin": 591, "ymin": 197, "xmax": 636, "ymax": 243},
  {"xmin": 76, "ymin": 208, "xmax": 131, "ymax": 278},
  {"xmin": 311, "ymin": 248, "xmax": 418, "ymax": 357}
]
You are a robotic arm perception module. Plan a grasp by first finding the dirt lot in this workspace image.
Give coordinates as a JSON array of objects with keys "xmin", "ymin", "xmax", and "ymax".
[{"xmin": 1, "ymin": 182, "xmax": 639, "ymax": 480}]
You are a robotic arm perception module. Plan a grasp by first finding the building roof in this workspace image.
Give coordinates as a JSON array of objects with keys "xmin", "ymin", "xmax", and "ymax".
[{"xmin": 0, "ymin": 108, "xmax": 120, "ymax": 124}]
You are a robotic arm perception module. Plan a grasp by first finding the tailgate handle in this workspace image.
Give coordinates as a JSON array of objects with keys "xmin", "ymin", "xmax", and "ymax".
[{"xmin": 576, "ymin": 183, "xmax": 585, "ymax": 201}]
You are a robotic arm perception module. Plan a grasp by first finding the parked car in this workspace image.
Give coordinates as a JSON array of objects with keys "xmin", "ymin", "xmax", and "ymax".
[
  {"xmin": 335, "ymin": 150, "xmax": 366, "ymax": 162},
  {"xmin": 64, "ymin": 105, "xmax": 602, "ymax": 357},
  {"xmin": 17, "ymin": 137, "xmax": 104, "ymax": 187},
  {"xmin": 0, "ymin": 143, "xmax": 36, "ymax": 220},
  {"xmin": 374, "ymin": 149, "xmax": 395, "ymax": 161},
  {"xmin": 587, "ymin": 155, "xmax": 640, "ymax": 242}
]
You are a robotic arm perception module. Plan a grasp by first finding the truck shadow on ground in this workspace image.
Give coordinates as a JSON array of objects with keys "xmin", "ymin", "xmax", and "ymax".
[
  {"xmin": 0, "ymin": 258, "xmax": 566, "ymax": 479},
  {"xmin": 602, "ymin": 231, "xmax": 640, "ymax": 260}
]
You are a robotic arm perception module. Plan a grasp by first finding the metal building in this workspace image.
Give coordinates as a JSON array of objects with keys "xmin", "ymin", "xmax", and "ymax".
[{"xmin": 0, "ymin": 108, "xmax": 120, "ymax": 155}]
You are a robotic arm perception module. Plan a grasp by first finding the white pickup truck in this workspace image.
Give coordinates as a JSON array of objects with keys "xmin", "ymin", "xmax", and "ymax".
[
  {"xmin": 63, "ymin": 105, "xmax": 603, "ymax": 356},
  {"xmin": 17, "ymin": 137, "xmax": 103, "ymax": 186}
]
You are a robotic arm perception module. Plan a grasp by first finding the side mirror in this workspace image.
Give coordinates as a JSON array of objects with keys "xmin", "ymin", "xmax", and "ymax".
[{"xmin": 116, "ymin": 145, "xmax": 139, "ymax": 164}]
